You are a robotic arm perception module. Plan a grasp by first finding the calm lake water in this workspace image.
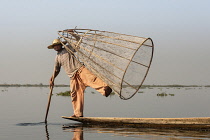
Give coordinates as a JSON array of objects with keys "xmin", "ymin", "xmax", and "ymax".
[{"xmin": 0, "ymin": 86, "xmax": 210, "ymax": 140}]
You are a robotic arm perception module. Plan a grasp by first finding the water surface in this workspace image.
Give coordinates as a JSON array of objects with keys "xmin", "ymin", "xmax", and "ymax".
[{"xmin": 0, "ymin": 86, "xmax": 210, "ymax": 139}]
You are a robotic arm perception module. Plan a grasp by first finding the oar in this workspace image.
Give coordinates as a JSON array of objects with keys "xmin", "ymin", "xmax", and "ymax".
[{"xmin": 45, "ymin": 72, "xmax": 55, "ymax": 123}]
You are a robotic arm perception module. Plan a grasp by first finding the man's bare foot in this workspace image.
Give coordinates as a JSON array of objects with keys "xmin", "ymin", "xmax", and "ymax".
[{"xmin": 70, "ymin": 114, "xmax": 83, "ymax": 117}]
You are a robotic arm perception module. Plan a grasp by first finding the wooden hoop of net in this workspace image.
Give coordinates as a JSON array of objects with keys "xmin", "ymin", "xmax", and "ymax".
[{"xmin": 58, "ymin": 29, "xmax": 154, "ymax": 100}]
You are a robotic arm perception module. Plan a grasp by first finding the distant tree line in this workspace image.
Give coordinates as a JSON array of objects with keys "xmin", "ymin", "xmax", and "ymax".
[
  {"xmin": 0, "ymin": 83, "xmax": 69, "ymax": 87},
  {"xmin": 0, "ymin": 83, "xmax": 209, "ymax": 87}
]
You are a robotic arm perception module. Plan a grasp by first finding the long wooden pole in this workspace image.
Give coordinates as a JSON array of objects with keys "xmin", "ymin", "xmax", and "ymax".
[{"xmin": 45, "ymin": 72, "xmax": 55, "ymax": 123}]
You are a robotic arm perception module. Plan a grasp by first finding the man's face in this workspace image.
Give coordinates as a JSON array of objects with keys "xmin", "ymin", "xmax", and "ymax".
[{"xmin": 53, "ymin": 44, "xmax": 62, "ymax": 52}]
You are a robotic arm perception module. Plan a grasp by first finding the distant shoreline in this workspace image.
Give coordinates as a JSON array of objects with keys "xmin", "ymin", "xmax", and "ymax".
[
  {"xmin": 0, "ymin": 84, "xmax": 68, "ymax": 87},
  {"xmin": 0, "ymin": 84, "xmax": 209, "ymax": 88}
]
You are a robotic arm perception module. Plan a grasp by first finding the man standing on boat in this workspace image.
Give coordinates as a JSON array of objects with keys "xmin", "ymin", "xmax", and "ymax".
[{"xmin": 48, "ymin": 29, "xmax": 112, "ymax": 117}]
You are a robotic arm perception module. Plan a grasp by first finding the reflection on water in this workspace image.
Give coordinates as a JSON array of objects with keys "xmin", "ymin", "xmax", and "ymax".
[
  {"xmin": 45, "ymin": 123, "xmax": 50, "ymax": 140},
  {"xmin": 16, "ymin": 122, "xmax": 210, "ymax": 140},
  {"xmin": 63, "ymin": 123, "xmax": 210, "ymax": 140},
  {"xmin": 16, "ymin": 122, "xmax": 46, "ymax": 126},
  {"xmin": 70, "ymin": 127, "xmax": 84, "ymax": 140}
]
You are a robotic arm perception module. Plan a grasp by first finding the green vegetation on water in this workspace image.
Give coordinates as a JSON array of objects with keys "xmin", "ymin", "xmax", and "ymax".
[
  {"xmin": 56, "ymin": 90, "xmax": 116, "ymax": 96},
  {"xmin": 0, "ymin": 83, "xmax": 208, "ymax": 97},
  {"xmin": 56, "ymin": 91, "xmax": 70, "ymax": 96},
  {"xmin": 157, "ymin": 92, "xmax": 175, "ymax": 97},
  {"xmin": 157, "ymin": 92, "xmax": 167, "ymax": 97}
]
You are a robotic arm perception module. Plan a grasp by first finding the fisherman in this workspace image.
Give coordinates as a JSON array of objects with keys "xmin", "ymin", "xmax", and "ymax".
[{"xmin": 48, "ymin": 29, "xmax": 112, "ymax": 117}]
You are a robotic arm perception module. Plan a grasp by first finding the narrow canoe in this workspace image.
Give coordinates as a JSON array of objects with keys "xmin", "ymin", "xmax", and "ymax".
[{"xmin": 62, "ymin": 116, "xmax": 210, "ymax": 130}]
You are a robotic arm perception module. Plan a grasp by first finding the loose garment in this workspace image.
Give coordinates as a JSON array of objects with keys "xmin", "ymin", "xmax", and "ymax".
[
  {"xmin": 70, "ymin": 66, "xmax": 108, "ymax": 116},
  {"xmin": 54, "ymin": 46, "xmax": 108, "ymax": 116},
  {"xmin": 54, "ymin": 48, "xmax": 82, "ymax": 78}
]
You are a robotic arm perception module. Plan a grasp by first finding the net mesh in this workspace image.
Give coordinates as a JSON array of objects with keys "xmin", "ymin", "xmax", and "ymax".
[{"xmin": 58, "ymin": 29, "xmax": 154, "ymax": 100}]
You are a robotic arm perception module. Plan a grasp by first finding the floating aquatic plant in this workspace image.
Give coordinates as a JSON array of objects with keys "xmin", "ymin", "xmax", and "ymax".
[{"xmin": 56, "ymin": 91, "xmax": 70, "ymax": 96}]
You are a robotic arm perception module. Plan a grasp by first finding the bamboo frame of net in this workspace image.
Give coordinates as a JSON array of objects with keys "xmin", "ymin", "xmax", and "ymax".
[{"xmin": 58, "ymin": 29, "xmax": 154, "ymax": 100}]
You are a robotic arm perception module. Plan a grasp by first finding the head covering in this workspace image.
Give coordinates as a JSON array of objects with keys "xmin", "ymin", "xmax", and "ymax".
[{"xmin": 47, "ymin": 39, "xmax": 67, "ymax": 49}]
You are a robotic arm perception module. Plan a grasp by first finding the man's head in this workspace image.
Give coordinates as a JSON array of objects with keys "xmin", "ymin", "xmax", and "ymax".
[
  {"xmin": 53, "ymin": 44, "xmax": 63, "ymax": 51},
  {"xmin": 47, "ymin": 39, "xmax": 67, "ymax": 51}
]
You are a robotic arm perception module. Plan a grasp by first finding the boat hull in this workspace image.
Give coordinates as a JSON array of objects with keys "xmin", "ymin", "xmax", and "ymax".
[{"xmin": 62, "ymin": 116, "xmax": 210, "ymax": 130}]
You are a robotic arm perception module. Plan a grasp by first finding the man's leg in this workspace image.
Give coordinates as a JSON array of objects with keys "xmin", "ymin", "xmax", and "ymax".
[
  {"xmin": 79, "ymin": 67, "xmax": 112, "ymax": 97},
  {"xmin": 70, "ymin": 75, "xmax": 86, "ymax": 117}
]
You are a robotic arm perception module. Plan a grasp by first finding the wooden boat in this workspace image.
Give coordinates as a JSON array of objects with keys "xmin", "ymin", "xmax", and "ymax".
[{"xmin": 62, "ymin": 116, "xmax": 210, "ymax": 130}]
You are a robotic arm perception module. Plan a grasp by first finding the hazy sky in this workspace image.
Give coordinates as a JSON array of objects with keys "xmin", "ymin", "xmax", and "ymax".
[{"xmin": 0, "ymin": 0, "xmax": 210, "ymax": 85}]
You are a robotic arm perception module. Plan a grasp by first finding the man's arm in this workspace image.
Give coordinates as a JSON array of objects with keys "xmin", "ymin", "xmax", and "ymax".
[
  {"xmin": 49, "ymin": 58, "xmax": 61, "ymax": 87},
  {"xmin": 49, "ymin": 70, "xmax": 59, "ymax": 87}
]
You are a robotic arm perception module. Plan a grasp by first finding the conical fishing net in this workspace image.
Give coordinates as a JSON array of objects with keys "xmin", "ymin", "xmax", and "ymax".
[{"xmin": 58, "ymin": 29, "xmax": 154, "ymax": 100}]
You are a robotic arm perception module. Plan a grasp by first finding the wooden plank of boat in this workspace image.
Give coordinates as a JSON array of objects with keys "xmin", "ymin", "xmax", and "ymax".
[{"xmin": 61, "ymin": 116, "xmax": 210, "ymax": 130}]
